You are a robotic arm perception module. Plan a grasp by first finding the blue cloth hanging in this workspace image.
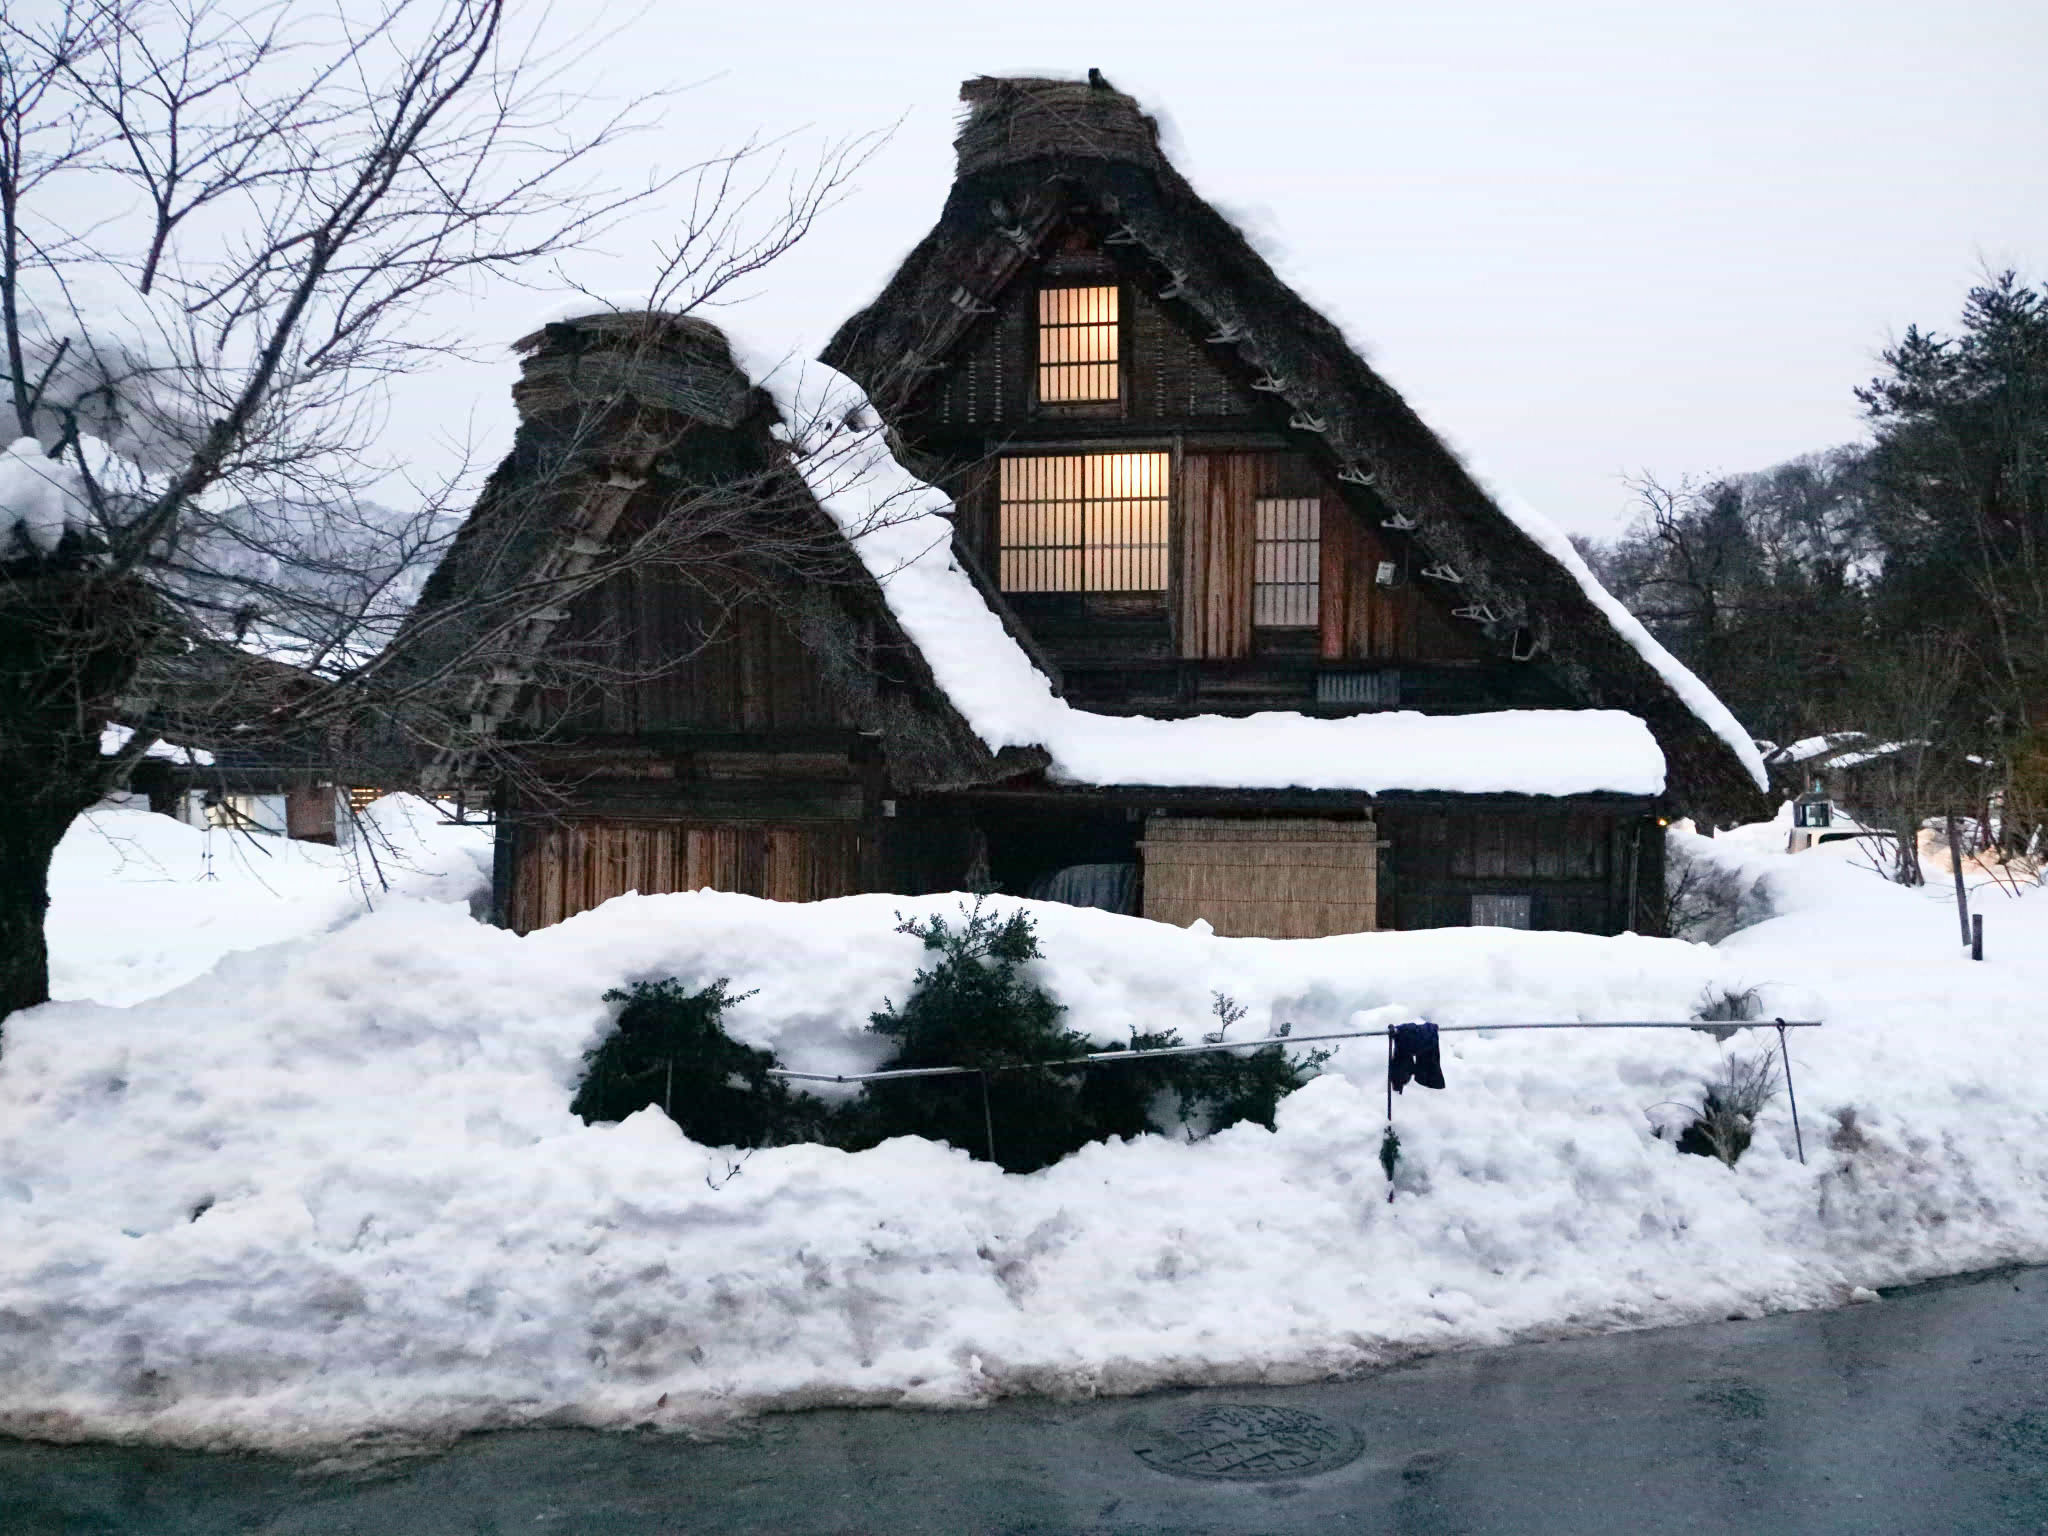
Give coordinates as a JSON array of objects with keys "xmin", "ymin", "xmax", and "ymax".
[{"xmin": 1390, "ymin": 1022, "xmax": 1445, "ymax": 1092}]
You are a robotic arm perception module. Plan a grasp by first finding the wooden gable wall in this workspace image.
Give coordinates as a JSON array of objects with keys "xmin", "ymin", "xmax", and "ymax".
[
  {"xmin": 521, "ymin": 484, "xmax": 858, "ymax": 742},
  {"xmin": 906, "ymin": 230, "xmax": 1519, "ymax": 714},
  {"xmin": 1176, "ymin": 449, "xmax": 1480, "ymax": 665},
  {"xmin": 919, "ymin": 263, "xmax": 1259, "ymax": 429}
]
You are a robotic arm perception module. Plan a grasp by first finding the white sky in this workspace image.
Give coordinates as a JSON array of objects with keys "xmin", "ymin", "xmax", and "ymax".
[{"xmin": 390, "ymin": 0, "xmax": 2048, "ymax": 539}]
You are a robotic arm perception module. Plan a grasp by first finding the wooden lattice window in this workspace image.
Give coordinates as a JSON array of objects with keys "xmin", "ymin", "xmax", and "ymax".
[
  {"xmin": 1037, "ymin": 285, "xmax": 1119, "ymax": 403},
  {"xmin": 346, "ymin": 786, "xmax": 382, "ymax": 814},
  {"xmin": 999, "ymin": 452, "xmax": 1170, "ymax": 592},
  {"xmin": 1253, "ymin": 497, "xmax": 1321, "ymax": 626}
]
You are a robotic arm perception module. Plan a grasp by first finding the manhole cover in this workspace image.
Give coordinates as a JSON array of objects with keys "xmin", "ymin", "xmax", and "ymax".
[{"xmin": 1134, "ymin": 1403, "xmax": 1361, "ymax": 1482}]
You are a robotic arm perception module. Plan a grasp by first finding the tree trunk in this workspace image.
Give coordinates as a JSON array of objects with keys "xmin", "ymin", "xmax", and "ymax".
[
  {"xmin": 0, "ymin": 564, "xmax": 154, "ymax": 1033},
  {"xmin": 0, "ymin": 795, "xmax": 82, "ymax": 1026},
  {"xmin": 1893, "ymin": 809, "xmax": 1925, "ymax": 886}
]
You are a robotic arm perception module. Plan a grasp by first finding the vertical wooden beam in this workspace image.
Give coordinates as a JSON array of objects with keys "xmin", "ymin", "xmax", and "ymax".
[
  {"xmin": 1320, "ymin": 494, "xmax": 1352, "ymax": 660},
  {"xmin": 1177, "ymin": 452, "xmax": 1211, "ymax": 658}
]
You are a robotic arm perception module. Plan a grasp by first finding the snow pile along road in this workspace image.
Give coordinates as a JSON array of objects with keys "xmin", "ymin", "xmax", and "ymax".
[{"xmin": 4, "ymin": 830, "xmax": 2048, "ymax": 1453}]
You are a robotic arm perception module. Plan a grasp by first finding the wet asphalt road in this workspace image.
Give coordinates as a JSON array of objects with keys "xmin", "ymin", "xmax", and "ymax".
[{"xmin": 4, "ymin": 1263, "xmax": 2045, "ymax": 1536}]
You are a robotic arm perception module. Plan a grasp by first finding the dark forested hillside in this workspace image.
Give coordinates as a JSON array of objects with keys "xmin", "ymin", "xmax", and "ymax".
[{"xmin": 1578, "ymin": 271, "xmax": 2048, "ymax": 862}]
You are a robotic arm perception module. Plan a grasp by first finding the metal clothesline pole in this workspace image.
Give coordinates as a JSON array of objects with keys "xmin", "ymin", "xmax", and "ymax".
[{"xmin": 1777, "ymin": 1019, "xmax": 1806, "ymax": 1165}]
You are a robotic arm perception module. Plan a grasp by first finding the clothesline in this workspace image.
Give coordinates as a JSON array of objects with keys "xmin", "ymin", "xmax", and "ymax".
[
  {"xmin": 764, "ymin": 1018, "xmax": 1823, "ymax": 1084},
  {"xmin": 767, "ymin": 1017, "xmax": 1822, "ymax": 1172}
]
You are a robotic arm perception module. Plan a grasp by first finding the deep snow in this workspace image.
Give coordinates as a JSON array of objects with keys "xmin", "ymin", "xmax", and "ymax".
[
  {"xmin": 44, "ymin": 797, "xmax": 493, "ymax": 1007},
  {"xmin": 5, "ymin": 813, "xmax": 2047, "ymax": 1453}
]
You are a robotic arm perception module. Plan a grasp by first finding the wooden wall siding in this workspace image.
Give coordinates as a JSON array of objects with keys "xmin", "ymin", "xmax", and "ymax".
[
  {"xmin": 532, "ymin": 566, "xmax": 852, "ymax": 737},
  {"xmin": 922, "ymin": 283, "xmax": 1030, "ymax": 426},
  {"xmin": 1128, "ymin": 287, "xmax": 1255, "ymax": 419},
  {"xmin": 1176, "ymin": 451, "xmax": 1483, "ymax": 668},
  {"xmin": 1375, "ymin": 806, "xmax": 1627, "ymax": 935},
  {"xmin": 1140, "ymin": 817, "xmax": 1379, "ymax": 938},
  {"xmin": 285, "ymin": 781, "xmax": 336, "ymax": 842},
  {"xmin": 920, "ymin": 276, "xmax": 1253, "ymax": 429},
  {"xmin": 508, "ymin": 819, "xmax": 861, "ymax": 934},
  {"xmin": 1177, "ymin": 453, "xmax": 1256, "ymax": 657},
  {"xmin": 1318, "ymin": 492, "xmax": 1481, "ymax": 664}
]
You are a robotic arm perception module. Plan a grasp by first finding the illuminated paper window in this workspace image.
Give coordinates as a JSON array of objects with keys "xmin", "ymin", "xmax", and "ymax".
[
  {"xmin": 1253, "ymin": 497, "xmax": 1321, "ymax": 626},
  {"xmin": 1037, "ymin": 285, "xmax": 1120, "ymax": 403},
  {"xmin": 999, "ymin": 452, "xmax": 1169, "ymax": 592}
]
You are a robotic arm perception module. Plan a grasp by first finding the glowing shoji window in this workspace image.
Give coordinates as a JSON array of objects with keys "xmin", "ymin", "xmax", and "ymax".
[
  {"xmin": 998, "ymin": 452, "xmax": 1170, "ymax": 592},
  {"xmin": 1253, "ymin": 497, "xmax": 1321, "ymax": 626},
  {"xmin": 1037, "ymin": 285, "xmax": 1120, "ymax": 403}
]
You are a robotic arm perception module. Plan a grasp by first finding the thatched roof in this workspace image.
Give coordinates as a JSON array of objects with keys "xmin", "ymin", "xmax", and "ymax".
[
  {"xmin": 823, "ymin": 74, "xmax": 1769, "ymax": 819},
  {"xmin": 404, "ymin": 310, "xmax": 1031, "ymax": 791}
]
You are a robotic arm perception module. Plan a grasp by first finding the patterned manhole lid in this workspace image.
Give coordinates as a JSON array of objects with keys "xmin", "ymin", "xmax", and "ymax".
[{"xmin": 1134, "ymin": 1403, "xmax": 1361, "ymax": 1482}]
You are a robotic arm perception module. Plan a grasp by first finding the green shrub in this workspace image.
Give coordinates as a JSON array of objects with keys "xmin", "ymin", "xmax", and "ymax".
[
  {"xmin": 571, "ymin": 978, "xmax": 835, "ymax": 1149},
  {"xmin": 853, "ymin": 899, "xmax": 1098, "ymax": 1173},
  {"xmin": 574, "ymin": 917, "xmax": 1336, "ymax": 1176},
  {"xmin": 855, "ymin": 912, "xmax": 1333, "ymax": 1172},
  {"xmin": 1174, "ymin": 994, "xmax": 1334, "ymax": 1134}
]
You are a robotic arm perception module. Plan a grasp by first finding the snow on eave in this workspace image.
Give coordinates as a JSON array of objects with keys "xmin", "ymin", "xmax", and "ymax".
[
  {"xmin": 1311, "ymin": 349, "xmax": 1770, "ymax": 795},
  {"xmin": 101, "ymin": 723, "xmax": 214, "ymax": 768},
  {"xmin": 1468, "ymin": 475, "xmax": 1769, "ymax": 793},
  {"xmin": 1771, "ymin": 731, "xmax": 1869, "ymax": 766},
  {"xmin": 1821, "ymin": 739, "xmax": 1926, "ymax": 772},
  {"xmin": 706, "ymin": 326, "xmax": 1665, "ymax": 799}
]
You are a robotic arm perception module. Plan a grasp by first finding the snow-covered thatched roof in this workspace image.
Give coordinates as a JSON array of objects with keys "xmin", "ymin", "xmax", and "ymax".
[
  {"xmin": 821, "ymin": 74, "xmax": 1770, "ymax": 815},
  {"xmin": 738, "ymin": 336, "xmax": 1667, "ymax": 798}
]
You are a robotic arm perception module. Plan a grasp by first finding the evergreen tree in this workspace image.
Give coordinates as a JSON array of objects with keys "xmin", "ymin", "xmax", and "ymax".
[
  {"xmin": 855, "ymin": 899, "xmax": 1096, "ymax": 1173},
  {"xmin": 571, "ymin": 978, "xmax": 836, "ymax": 1148},
  {"xmin": 1857, "ymin": 272, "xmax": 2048, "ymax": 830}
]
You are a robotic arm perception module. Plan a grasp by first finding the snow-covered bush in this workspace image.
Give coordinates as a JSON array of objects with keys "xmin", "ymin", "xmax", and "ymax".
[
  {"xmin": 853, "ymin": 899, "xmax": 1094, "ymax": 1174},
  {"xmin": 1077, "ymin": 994, "xmax": 1333, "ymax": 1145},
  {"xmin": 571, "ymin": 978, "xmax": 838, "ymax": 1150},
  {"xmin": 850, "ymin": 912, "xmax": 1335, "ymax": 1172},
  {"xmin": 1169, "ymin": 993, "xmax": 1334, "ymax": 1136},
  {"xmin": 1674, "ymin": 1049, "xmax": 1783, "ymax": 1166}
]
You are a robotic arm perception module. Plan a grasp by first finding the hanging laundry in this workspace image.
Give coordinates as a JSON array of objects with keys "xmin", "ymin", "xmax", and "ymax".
[{"xmin": 1389, "ymin": 1022, "xmax": 1445, "ymax": 1092}]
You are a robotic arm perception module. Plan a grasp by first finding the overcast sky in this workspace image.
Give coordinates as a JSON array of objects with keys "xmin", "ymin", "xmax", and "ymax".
[{"xmin": 395, "ymin": 0, "xmax": 2047, "ymax": 540}]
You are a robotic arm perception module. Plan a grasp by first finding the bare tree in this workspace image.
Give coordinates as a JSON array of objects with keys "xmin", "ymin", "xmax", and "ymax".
[
  {"xmin": 1831, "ymin": 633, "xmax": 1971, "ymax": 886},
  {"xmin": 0, "ymin": 0, "xmax": 879, "ymax": 1024}
]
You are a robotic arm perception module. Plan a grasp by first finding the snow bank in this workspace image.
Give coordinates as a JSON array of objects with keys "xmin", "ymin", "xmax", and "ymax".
[
  {"xmin": 7, "ymin": 840, "xmax": 2048, "ymax": 1452},
  {"xmin": 46, "ymin": 797, "xmax": 492, "ymax": 1007},
  {"xmin": 718, "ymin": 336, "xmax": 1666, "ymax": 796}
]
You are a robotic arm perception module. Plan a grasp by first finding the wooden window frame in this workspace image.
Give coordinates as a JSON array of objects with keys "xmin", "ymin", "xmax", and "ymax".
[
  {"xmin": 1251, "ymin": 495, "xmax": 1322, "ymax": 629},
  {"xmin": 1031, "ymin": 282, "xmax": 1126, "ymax": 417},
  {"xmin": 997, "ymin": 450, "xmax": 1172, "ymax": 594}
]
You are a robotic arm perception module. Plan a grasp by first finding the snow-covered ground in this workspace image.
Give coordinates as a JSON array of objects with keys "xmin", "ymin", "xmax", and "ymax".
[
  {"xmin": 45, "ymin": 797, "xmax": 493, "ymax": 1006},
  {"xmin": 3, "ymin": 811, "xmax": 2045, "ymax": 1453}
]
